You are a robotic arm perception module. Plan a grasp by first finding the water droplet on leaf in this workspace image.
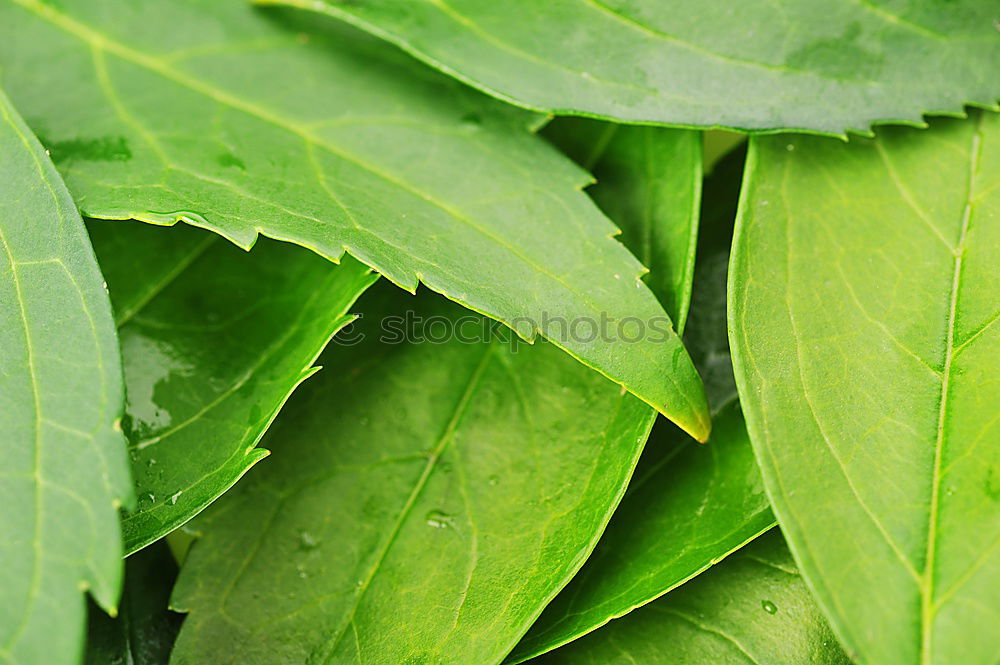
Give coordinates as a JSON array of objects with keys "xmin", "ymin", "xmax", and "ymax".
[
  {"xmin": 425, "ymin": 510, "xmax": 452, "ymax": 529},
  {"xmin": 299, "ymin": 531, "xmax": 320, "ymax": 550}
]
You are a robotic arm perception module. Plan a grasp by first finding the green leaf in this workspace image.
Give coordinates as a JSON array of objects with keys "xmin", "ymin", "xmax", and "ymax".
[
  {"xmin": 730, "ymin": 111, "xmax": 1000, "ymax": 665},
  {"xmin": 0, "ymin": 0, "xmax": 710, "ymax": 441},
  {"xmin": 542, "ymin": 119, "xmax": 701, "ymax": 329},
  {"xmin": 85, "ymin": 543, "xmax": 182, "ymax": 665},
  {"xmin": 169, "ymin": 283, "xmax": 656, "ymax": 665},
  {"xmin": 0, "ymin": 90, "xmax": 131, "ymax": 665},
  {"xmin": 270, "ymin": 0, "xmax": 1000, "ymax": 135},
  {"xmin": 528, "ymin": 531, "xmax": 852, "ymax": 665},
  {"xmin": 87, "ymin": 220, "xmax": 378, "ymax": 554},
  {"xmin": 509, "ymin": 150, "xmax": 770, "ymax": 662},
  {"xmin": 509, "ymin": 402, "xmax": 774, "ymax": 663},
  {"xmin": 684, "ymin": 144, "xmax": 746, "ymax": 411}
]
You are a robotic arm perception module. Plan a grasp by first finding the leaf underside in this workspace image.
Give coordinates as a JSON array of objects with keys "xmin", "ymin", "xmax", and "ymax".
[
  {"xmin": 730, "ymin": 111, "xmax": 1000, "ymax": 665},
  {"xmin": 0, "ymin": 90, "xmax": 131, "ymax": 665},
  {"xmin": 88, "ymin": 220, "xmax": 377, "ymax": 554},
  {"xmin": 169, "ymin": 284, "xmax": 656, "ymax": 665},
  {"xmin": 0, "ymin": 0, "xmax": 710, "ymax": 440},
  {"xmin": 277, "ymin": 0, "xmax": 999, "ymax": 135}
]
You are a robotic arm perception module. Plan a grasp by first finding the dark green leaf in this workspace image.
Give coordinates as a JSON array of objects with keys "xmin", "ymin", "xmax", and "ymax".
[
  {"xmin": 684, "ymin": 144, "xmax": 746, "ymax": 411},
  {"xmin": 529, "ymin": 531, "xmax": 851, "ymax": 665},
  {"xmin": 542, "ymin": 119, "xmax": 701, "ymax": 329},
  {"xmin": 88, "ymin": 220, "xmax": 378, "ymax": 554},
  {"xmin": 0, "ymin": 90, "xmax": 131, "ymax": 665},
  {"xmin": 85, "ymin": 543, "xmax": 182, "ymax": 665},
  {"xmin": 274, "ymin": 0, "xmax": 999, "ymax": 135},
  {"xmin": 730, "ymin": 111, "xmax": 1000, "ymax": 664},
  {"xmin": 169, "ymin": 283, "xmax": 655, "ymax": 665},
  {"xmin": 0, "ymin": 0, "xmax": 710, "ymax": 440}
]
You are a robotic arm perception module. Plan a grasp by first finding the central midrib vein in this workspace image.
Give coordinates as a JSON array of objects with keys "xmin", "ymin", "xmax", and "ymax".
[
  {"xmin": 318, "ymin": 346, "xmax": 495, "ymax": 663},
  {"xmin": 919, "ymin": 113, "xmax": 984, "ymax": 664}
]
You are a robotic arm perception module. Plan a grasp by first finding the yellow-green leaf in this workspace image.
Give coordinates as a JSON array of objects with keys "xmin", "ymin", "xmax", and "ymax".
[{"xmin": 730, "ymin": 112, "xmax": 1000, "ymax": 665}]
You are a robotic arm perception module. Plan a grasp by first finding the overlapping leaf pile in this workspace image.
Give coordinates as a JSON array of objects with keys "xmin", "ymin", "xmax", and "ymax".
[{"xmin": 0, "ymin": 1, "xmax": 996, "ymax": 664}]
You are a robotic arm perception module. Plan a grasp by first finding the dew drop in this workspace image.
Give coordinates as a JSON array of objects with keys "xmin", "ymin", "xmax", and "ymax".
[
  {"xmin": 786, "ymin": 143, "xmax": 796, "ymax": 151},
  {"xmin": 425, "ymin": 510, "xmax": 452, "ymax": 529},
  {"xmin": 299, "ymin": 531, "xmax": 320, "ymax": 550},
  {"xmin": 761, "ymin": 600, "xmax": 778, "ymax": 614}
]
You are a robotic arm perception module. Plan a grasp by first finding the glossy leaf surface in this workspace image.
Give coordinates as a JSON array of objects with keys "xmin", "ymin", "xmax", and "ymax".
[
  {"xmin": 85, "ymin": 543, "xmax": 182, "ymax": 665},
  {"xmin": 276, "ymin": 0, "xmax": 1000, "ymax": 135},
  {"xmin": 531, "ymin": 531, "xmax": 851, "ymax": 665},
  {"xmin": 511, "ymin": 151, "xmax": 770, "ymax": 662},
  {"xmin": 169, "ymin": 283, "xmax": 656, "ymax": 665},
  {"xmin": 88, "ymin": 220, "xmax": 378, "ymax": 554},
  {"xmin": 543, "ymin": 119, "xmax": 701, "ymax": 329},
  {"xmin": 0, "ymin": 0, "xmax": 710, "ymax": 440},
  {"xmin": 730, "ymin": 112, "xmax": 1000, "ymax": 665},
  {"xmin": 0, "ymin": 90, "xmax": 131, "ymax": 665}
]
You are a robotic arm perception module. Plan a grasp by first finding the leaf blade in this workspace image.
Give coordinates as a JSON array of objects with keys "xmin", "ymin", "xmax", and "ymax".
[
  {"xmin": 542, "ymin": 119, "xmax": 702, "ymax": 330},
  {"xmin": 508, "ymin": 402, "xmax": 774, "ymax": 664},
  {"xmin": 272, "ymin": 0, "xmax": 1000, "ymax": 135},
  {"xmin": 509, "ymin": 147, "xmax": 769, "ymax": 662},
  {"xmin": 87, "ymin": 221, "xmax": 378, "ymax": 555},
  {"xmin": 0, "ymin": 0, "xmax": 710, "ymax": 440},
  {"xmin": 529, "ymin": 531, "xmax": 852, "ymax": 665},
  {"xmin": 0, "ymin": 89, "xmax": 131, "ymax": 665},
  {"xmin": 169, "ymin": 284, "xmax": 656, "ymax": 665},
  {"xmin": 730, "ymin": 112, "xmax": 1000, "ymax": 665}
]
